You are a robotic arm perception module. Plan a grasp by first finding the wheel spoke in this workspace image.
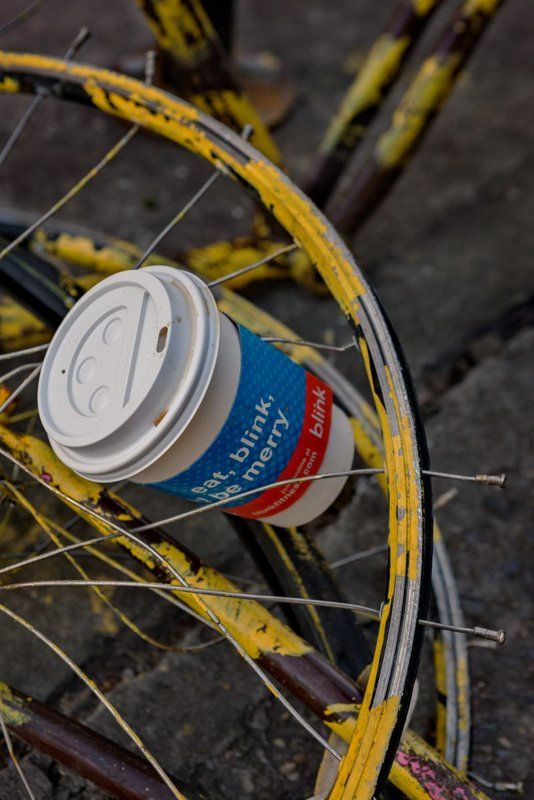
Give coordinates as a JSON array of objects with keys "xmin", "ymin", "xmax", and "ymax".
[
  {"xmin": 0, "ymin": 343, "xmax": 50, "ymax": 362},
  {"xmin": 329, "ymin": 544, "xmax": 388, "ymax": 570},
  {"xmin": 0, "ymin": 362, "xmax": 41, "ymax": 385},
  {"xmin": 0, "ymin": 127, "xmax": 139, "ymax": 264},
  {"xmin": 0, "ymin": 28, "xmax": 90, "ymax": 169},
  {"xmin": 0, "ymin": 444, "xmax": 343, "ymax": 759},
  {"xmin": 132, "ymin": 172, "xmax": 220, "ymax": 270},
  {"xmin": 207, "ymin": 243, "xmax": 298, "ymax": 287},
  {"xmin": 263, "ymin": 335, "xmax": 356, "ymax": 353},
  {"xmin": 0, "ymin": 51, "xmax": 158, "ymax": 266},
  {"xmin": 0, "ymin": 578, "xmax": 507, "ymax": 643},
  {"xmin": 133, "ymin": 124, "xmax": 253, "ymax": 271},
  {"xmin": 131, "ymin": 468, "xmax": 382, "ymax": 533},
  {"xmin": 0, "ymin": 363, "xmax": 41, "ymax": 415},
  {"xmin": 0, "ymin": 0, "xmax": 42, "ymax": 39},
  {"xmin": 0, "ymin": 603, "xmax": 186, "ymax": 799},
  {"xmin": 0, "ymin": 578, "xmax": 380, "ymax": 619},
  {"xmin": 0, "ymin": 707, "xmax": 36, "ymax": 800}
]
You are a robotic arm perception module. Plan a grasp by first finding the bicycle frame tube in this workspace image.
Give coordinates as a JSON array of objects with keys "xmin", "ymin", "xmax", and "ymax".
[
  {"xmin": 305, "ymin": 0, "xmax": 442, "ymax": 209},
  {"xmin": 0, "ymin": 682, "xmax": 199, "ymax": 800},
  {"xmin": 137, "ymin": 0, "xmax": 281, "ymax": 164},
  {"xmin": 331, "ymin": 0, "xmax": 505, "ymax": 235}
]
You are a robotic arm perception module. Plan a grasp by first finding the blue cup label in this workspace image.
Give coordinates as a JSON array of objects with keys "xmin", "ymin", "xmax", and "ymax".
[{"xmin": 146, "ymin": 323, "xmax": 332, "ymax": 519}]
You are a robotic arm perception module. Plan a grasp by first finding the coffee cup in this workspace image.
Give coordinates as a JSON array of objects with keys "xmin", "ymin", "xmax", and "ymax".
[{"xmin": 38, "ymin": 266, "xmax": 355, "ymax": 526}]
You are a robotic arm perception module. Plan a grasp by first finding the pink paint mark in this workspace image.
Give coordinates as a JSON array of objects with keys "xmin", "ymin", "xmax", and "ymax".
[
  {"xmin": 425, "ymin": 782, "xmax": 446, "ymax": 800},
  {"xmin": 396, "ymin": 751, "xmax": 410, "ymax": 766},
  {"xmin": 395, "ymin": 751, "xmax": 475, "ymax": 800},
  {"xmin": 452, "ymin": 788, "xmax": 472, "ymax": 800}
]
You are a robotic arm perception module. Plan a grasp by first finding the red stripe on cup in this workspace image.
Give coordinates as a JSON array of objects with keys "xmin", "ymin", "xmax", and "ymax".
[{"xmin": 228, "ymin": 373, "xmax": 333, "ymax": 519}]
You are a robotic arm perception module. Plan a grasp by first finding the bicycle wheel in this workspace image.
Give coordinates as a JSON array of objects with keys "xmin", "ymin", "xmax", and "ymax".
[
  {"xmin": 0, "ymin": 52, "xmax": 489, "ymax": 800},
  {"xmin": 0, "ymin": 211, "xmax": 471, "ymax": 773}
]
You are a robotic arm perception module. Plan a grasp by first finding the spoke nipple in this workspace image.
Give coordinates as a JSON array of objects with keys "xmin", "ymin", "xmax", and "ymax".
[
  {"xmin": 76, "ymin": 26, "xmax": 91, "ymax": 46},
  {"xmin": 241, "ymin": 124, "xmax": 254, "ymax": 141},
  {"xmin": 68, "ymin": 27, "xmax": 91, "ymax": 59},
  {"xmin": 144, "ymin": 50, "xmax": 157, "ymax": 85},
  {"xmin": 475, "ymin": 473, "xmax": 507, "ymax": 488},
  {"xmin": 469, "ymin": 772, "xmax": 524, "ymax": 793},
  {"xmin": 494, "ymin": 782, "xmax": 524, "ymax": 793},
  {"xmin": 473, "ymin": 626, "xmax": 506, "ymax": 645}
]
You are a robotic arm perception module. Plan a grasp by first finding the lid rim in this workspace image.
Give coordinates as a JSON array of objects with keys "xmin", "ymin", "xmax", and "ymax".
[{"xmin": 38, "ymin": 267, "xmax": 221, "ymax": 480}]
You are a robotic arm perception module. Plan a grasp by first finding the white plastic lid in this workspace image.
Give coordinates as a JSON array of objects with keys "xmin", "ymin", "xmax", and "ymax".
[{"xmin": 38, "ymin": 266, "xmax": 220, "ymax": 482}]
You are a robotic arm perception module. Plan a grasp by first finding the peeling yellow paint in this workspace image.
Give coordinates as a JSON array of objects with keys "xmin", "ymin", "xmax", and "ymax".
[
  {"xmin": 412, "ymin": 0, "xmax": 438, "ymax": 15},
  {"xmin": 0, "ymin": 296, "xmax": 50, "ymax": 351},
  {"xmin": 322, "ymin": 36, "xmax": 410, "ymax": 154},
  {"xmin": 0, "ymin": 75, "xmax": 19, "ymax": 93},
  {"xmin": 186, "ymin": 237, "xmax": 292, "ymax": 287},
  {"xmin": 376, "ymin": 54, "xmax": 461, "ymax": 168},
  {"xmin": 463, "ymin": 0, "xmax": 500, "ymax": 14},
  {"xmin": 330, "ymin": 695, "xmax": 401, "ymax": 800},
  {"xmin": 0, "ymin": 682, "xmax": 29, "ymax": 726},
  {"xmin": 136, "ymin": 0, "xmax": 281, "ymax": 162},
  {"xmin": 155, "ymin": 539, "xmax": 313, "ymax": 659}
]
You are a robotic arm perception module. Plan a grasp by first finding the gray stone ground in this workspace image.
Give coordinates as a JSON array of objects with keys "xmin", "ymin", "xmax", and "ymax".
[{"xmin": 0, "ymin": 0, "xmax": 532, "ymax": 798}]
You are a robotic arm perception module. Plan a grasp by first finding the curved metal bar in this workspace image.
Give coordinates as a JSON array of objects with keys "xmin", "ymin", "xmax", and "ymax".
[
  {"xmin": 0, "ymin": 55, "xmax": 432, "ymax": 799},
  {"xmin": 0, "ymin": 215, "xmax": 470, "ymax": 770}
]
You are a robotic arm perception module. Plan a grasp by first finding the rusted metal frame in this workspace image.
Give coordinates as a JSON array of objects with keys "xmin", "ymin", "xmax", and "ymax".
[
  {"xmin": 0, "ymin": 424, "xmax": 489, "ymax": 800},
  {"xmin": 137, "ymin": 0, "xmax": 281, "ymax": 163},
  {"xmin": 305, "ymin": 0, "xmax": 442, "ymax": 209},
  {"xmin": 331, "ymin": 0, "xmax": 506, "ymax": 236},
  {"xmin": 0, "ymin": 682, "xmax": 201, "ymax": 800}
]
